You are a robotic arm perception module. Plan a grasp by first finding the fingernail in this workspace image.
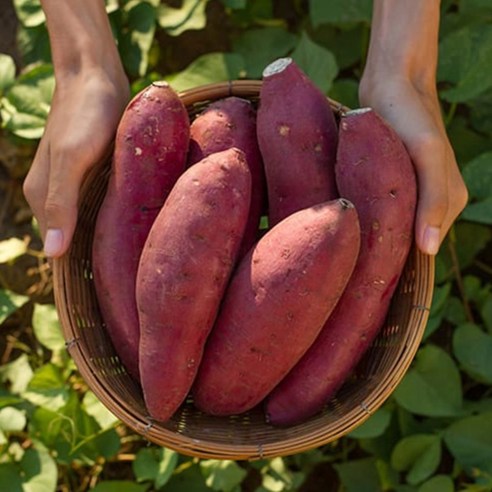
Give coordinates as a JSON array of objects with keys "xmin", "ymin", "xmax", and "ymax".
[
  {"xmin": 44, "ymin": 228, "xmax": 64, "ymax": 257},
  {"xmin": 422, "ymin": 226, "xmax": 440, "ymax": 256}
]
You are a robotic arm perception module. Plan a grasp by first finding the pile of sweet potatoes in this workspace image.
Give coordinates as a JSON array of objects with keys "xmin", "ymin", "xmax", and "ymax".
[{"xmin": 92, "ymin": 57, "xmax": 417, "ymax": 427}]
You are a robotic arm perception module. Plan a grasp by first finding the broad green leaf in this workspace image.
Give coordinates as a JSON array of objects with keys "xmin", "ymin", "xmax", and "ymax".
[
  {"xmin": 157, "ymin": 0, "xmax": 209, "ymax": 36},
  {"xmin": 462, "ymin": 152, "xmax": 492, "ymax": 200},
  {"xmin": 438, "ymin": 24, "xmax": 492, "ymax": 102},
  {"xmin": 482, "ymin": 296, "xmax": 492, "ymax": 333},
  {"xmin": 461, "ymin": 197, "xmax": 492, "ymax": 225},
  {"xmin": 233, "ymin": 27, "xmax": 297, "ymax": 79},
  {"xmin": 32, "ymin": 303, "xmax": 65, "ymax": 352},
  {"xmin": 91, "ymin": 482, "xmax": 149, "ymax": 492},
  {"xmin": 447, "ymin": 115, "xmax": 492, "ymax": 164},
  {"xmin": 220, "ymin": 0, "xmax": 247, "ymax": 8},
  {"xmin": 14, "ymin": 0, "xmax": 46, "ymax": 27},
  {"xmin": 83, "ymin": 391, "xmax": 119, "ymax": 430},
  {"xmin": 16, "ymin": 24, "xmax": 51, "ymax": 66},
  {"xmin": 334, "ymin": 458, "xmax": 381, "ymax": 492},
  {"xmin": 329, "ymin": 78, "xmax": 359, "ymax": 109},
  {"xmin": 166, "ymin": 52, "xmax": 245, "ymax": 92},
  {"xmin": 0, "ymin": 354, "xmax": 33, "ymax": 394},
  {"xmin": 22, "ymin": 363, "xmax": 69, "ymax": 410},
  {"xmin": 291, "ymin": 31, "xmax": 338, "ymax": 94},
  {"xmin": 468, "ymin": 89, "xmax": 492, "ymax": 135},
  {"xmin": 393, "ymin": 345, "xmax": 462, "ymax": 417},
  {"xmin": 417, "ymin": 475, "xmax": 454, "ymax": 492},
  {"xmin": 0, "ymin": 54, "xmax": 16, "ymax": 94},
  {"xmin": 0, "ymin": 289, "xmax": 29, "ymax": 325},
  {"xmin": 0, "ymin": 463, "xmax": 23, "ymax": 492},
  {"xmin": 21, "ymin": 447, "xmax": 57, "ymax": 492},
  {"xmin": 164, "ymin": 462, "xmax": 209, "ymax": 492},
  {"xmin": 309, "ymin": 0, "xmax": 372, "ymax": 27},
  {"xmin": 453, "ymin": 323, "xmax": 492, "ymax": 384},
  {"xmin": 348, "ymin": 407, "xmax": 392, "ymax": 439},
  {"xmin": 0, "ymin": 407, "xmax": 26, "ymax": 432},
  {"xmin": 444, "ymin": 411, "xmax": 492, "ymax": 474},
  {"xmin": 200, "ymin": 460, "xmax": 247, "ymax": 492},
  {"xmin": 0, "ymin": 237, "xmax": 27, "ymax": 263},
  {"xmin": 133, "ymin": 447, "xmax": 178, "ymax": 489},
  {"xmin": 443, "ymin": 296, "xmax": 467, "ymax": 327},
  {"xmin": 391, "ymin": 434, "xmax": 442, "ymax": 485},
  {"xmin": 460, "ymin": 0, "xmax": 492, "ymax": 15},
  {"xmin": 120, "ymin": 1, "xmax": 157, "ymax": 77}
]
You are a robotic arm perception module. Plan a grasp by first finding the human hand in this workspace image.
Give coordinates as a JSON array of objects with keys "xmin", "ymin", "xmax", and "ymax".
[
  {"xmin": 23, "ymin": 68, "xmax": 130, "ymax": 258},
  {"xmin": 359, "ymin": 75, "xmax": 468, "ymax": 256}
]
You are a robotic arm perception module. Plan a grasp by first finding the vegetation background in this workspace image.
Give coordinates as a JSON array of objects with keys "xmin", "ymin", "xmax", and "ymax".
[{"xmin": 0, "ymin": 0, "xmax": 491, "ymax": 490}]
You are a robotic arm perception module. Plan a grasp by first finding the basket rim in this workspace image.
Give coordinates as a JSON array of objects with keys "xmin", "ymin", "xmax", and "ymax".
[{"xmin": 52, "ymin": 79, "xmax": 434, "ymax": 461}]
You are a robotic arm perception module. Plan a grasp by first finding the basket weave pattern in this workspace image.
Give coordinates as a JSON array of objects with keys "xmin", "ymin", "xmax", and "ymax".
[{"xmin": 53, "ymin": 80, "xmax": 434, "ymax": 460}]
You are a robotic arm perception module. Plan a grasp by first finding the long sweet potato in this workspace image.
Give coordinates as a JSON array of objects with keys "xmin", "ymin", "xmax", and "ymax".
[
  {"xmin": 187, "ymin": 96, "xmax": 266, "ymax": 256},
  {"xmin": 265, "ymin": 108, "xmax": 417, "ymax": 426},
  {"xmin": 137, "ymin": 147, "xmax": 251, "ymax": 423},
  {"xmin": 192, "ymin": 198, "xmax": 360, "ymax": 417},
  {"xmin": 257, "ymin": 57, "xmax": 339, "ymax": 226},
  {"xmin": 92, "ymin": 82, "xmax": 190, "ymax": 381}
]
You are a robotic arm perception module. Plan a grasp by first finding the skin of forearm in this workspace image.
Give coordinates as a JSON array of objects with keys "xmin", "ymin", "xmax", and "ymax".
[
  {"xmin": 363, "ymin": 0, "xmax": 441, "ymax": 91},
  {"xmin": 40, "ymin": 0, "xmax": 122, "ymax": 80}
]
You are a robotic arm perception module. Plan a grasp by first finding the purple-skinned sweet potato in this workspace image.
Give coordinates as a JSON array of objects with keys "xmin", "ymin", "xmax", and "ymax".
[
  {"xmin": 92, "ymin": 82, "xmax": 190, "ymax": 381},
  {"xmin": 192, "ymin": 198, "xmax": 360, "ymax": 417},
  {"xmin": 257, "ymin": 57, "xmax": 339, "ymax": 226},
  {"xmin": 187, "ymin": 96, "xmax": 266, "ymax": 257},
  {"xmin": 137, "ymin": 147, "xmax": 251, "ymax": 423},
  {"xmin": 265, "ymin": 108, "xmax": 417, "ymax": 426}
]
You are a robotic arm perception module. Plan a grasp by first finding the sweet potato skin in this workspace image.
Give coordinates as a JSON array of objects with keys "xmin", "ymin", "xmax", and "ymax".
[
  {"xmin": 265, "ymin": 108, "xmax": 417, "ymax": 426},
  {"xmin": 257, "ymin": 57, "xmax": 339, "ymax": 226},
  {"xmin": 187, "ymin": 96, "xmax": 266, "ymax": 256},
  {"xmin": 192, "ymin": 198, "xmax": 360, "ymax": 417},
  {"xmin": 92, "ymin": 82, "xmax": 190, "ymax": 381},
  {"xmin": 137, "ymin": 148, "xmax": 251, "ymax": 423}
]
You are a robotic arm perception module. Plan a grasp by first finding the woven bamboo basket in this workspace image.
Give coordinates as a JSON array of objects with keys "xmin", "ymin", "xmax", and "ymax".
[{"xmin": 53, "ymin": 80, "xmax": 435, "ymax": 461}]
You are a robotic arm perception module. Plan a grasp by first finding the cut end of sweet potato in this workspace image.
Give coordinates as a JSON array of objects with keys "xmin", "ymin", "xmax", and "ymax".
[
  {"xmin": 151, "ymin": 81, "xmax": 170, "ymax": 88},
  {"xmin": 343, "ymin": 107, "xmax": 373, "ymax": 117},
  {"xmin": 338, "ymin": 198, "xmax": 355, "ymax": 210},
  {"xmin": 263, "ymin": 57, "xmax": 293, "ymax": 78}
]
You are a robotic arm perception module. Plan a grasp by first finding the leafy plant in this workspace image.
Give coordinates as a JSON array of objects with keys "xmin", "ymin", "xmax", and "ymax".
[{"xmin": 0, "ymin": 0, "xmax": 491, "ymax": 490}]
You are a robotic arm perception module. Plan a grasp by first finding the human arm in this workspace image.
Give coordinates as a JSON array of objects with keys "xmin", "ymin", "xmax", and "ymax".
[
  {"xmin": 359, "ymin": 0, "xmax": 468, "ymax": 255},
  {"xmin": 23, "ymin": 0, "xmax": 130, "ymax": 258}
]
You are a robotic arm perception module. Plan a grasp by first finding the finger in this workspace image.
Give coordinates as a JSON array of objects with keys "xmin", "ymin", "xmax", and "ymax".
[{"xmin": 408, "ymin": 136, "xmax": 449, "ymax": 256}]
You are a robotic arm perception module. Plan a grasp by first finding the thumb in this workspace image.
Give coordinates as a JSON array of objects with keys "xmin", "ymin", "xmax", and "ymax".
[
  {"xmin": 410, "ymin": 139, "xmax": 449, "ymax": 256},
  {"xmin": 43, "ymin": 166, "xmax": 85, "ymax": 258}
]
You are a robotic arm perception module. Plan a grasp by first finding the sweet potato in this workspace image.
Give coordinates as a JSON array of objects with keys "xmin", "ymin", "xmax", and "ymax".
[
  {"xmin": 187, "ymin": 96, "xmax": 266, "ymax": 256},
  {"xmin": 137, "ymin": 147, "xmax": 251, "ymax": 423},
  {"xmin": 92, "ymin": 82, "xmax": 190, "ymax": 381},
  {"xmin": 265, "ymin": 108, "xmax": 417, "ymax": 426},
  {"xmin": 257, "ymin": 57, "xmax": 339, "ymax": 226},
  {"xmin": 192, "ymin": 198, "xmax": 360, "ymax": 417}
]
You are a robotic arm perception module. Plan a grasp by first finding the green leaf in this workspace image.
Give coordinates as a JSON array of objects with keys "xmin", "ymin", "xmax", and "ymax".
[
  {"xmin": 22, "ymin": 363, "xmax": 69, "ymax": 410},
  {"xmin": 309, "ymin": 0, "xmax": 372, "ymax": 27},
  {"xmin": 438, "ymin": 24, "xmax": 492, "ymax": 102},
  {"xmin": 0, "ymin": 354, "xmax": 33, "ymax": 394},
  {"xmin": 133, "ymin": 447, "xmax": 178, "ymax": 489},
  {"xmin": 334, "ymin": 458, "xmax": 381, "ymax": 492},
  {"xmin": 461, "ymin": 197, "xmax": 492, "ymax": 225},
  {"xmin": 0, "ymin": 54, "xmax": 16, "ymax": 94},
  {"xmin": 393, "ymin": 345, "xmax": 462, "ymax": 417},
  {"xmin": 120, "ymin": 1, "xmax": 157, "ymax": 77},
  {"xmin": 82, "ymin": 391, "xmax": 119, "ymax": 430},
  {"xmin": 0, "ymin": 463, "xmax": 23, "ymax": 492},
  {"xmin": 14, "ymin": 0, "xmax": 46, "ymax": 27},
  {"xmin": 444, "ymin": 411, "xmax": 492, "ymax": 474},
  {"xmin": 460, "ymin": 0, "xmax": 492, "ymax": 15},
  {"xmin": 0, "ymin": 289, "xmax": 29, "ymax": 325},
  {"xmin": 329, "ymin": 78, "xmax": 359, "ymax": 109},
  {"xmin": 89, "ymin": 481, "xmax": 149, "ymax": 492},
  {"xmin": 32, "ymin": 303, "xmax": 66, "ymax": 352},
  {"xmin": 453, "ymin": 323, "xmax": 492, "ymax": 384},
  {"xmin": 0, "ymin": 237, "xmax": 28, "ymax": 263},
  {"xmin": 233, "ymin": 27, "xmax": 297, "ymax": 79},
  {"xmin": 462, "ymin": 152, "xmax": 492, "ymax": 200},
  {"xmin": 291, "ymin": 31, "xmax": 338, "ymax": 94},
  {"xmin": 164, "ymin": 462, "xmax": 209, "ymax": 492},
  {"xmin": 391, "ymin": 434, "xmax": 442, "ymax": 485},
  {"xmin": 200, "ymin": 460, "xmax": 248, "ymax": 492},
  {"xmin": 220, "ymin": 0, "xmax": 246, "ymax": 8},
  {"xmin": 166, "ymin": 52, "xmax": 245, "ymax": 92},
  {"xmin": 482, "ymin": 296, "xmax": 492, "ymax": 333},
  {"xmin": 0, "ymin": 406, "xmax": 26, "ymax": 432},
  {"xmin": 348, "ymin": 407, "xmax": 392, "ymax": 439},
  {"xmin": 21, "ymin": 447, "xmax": 58, "ymax": 492},
  {"xmin": 157, "ymin": 0, "xmax": 209, "ymax": 36},
  {"xmin": 417, "ymin": 475, "xmax": 454, "ymax": 492}
]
